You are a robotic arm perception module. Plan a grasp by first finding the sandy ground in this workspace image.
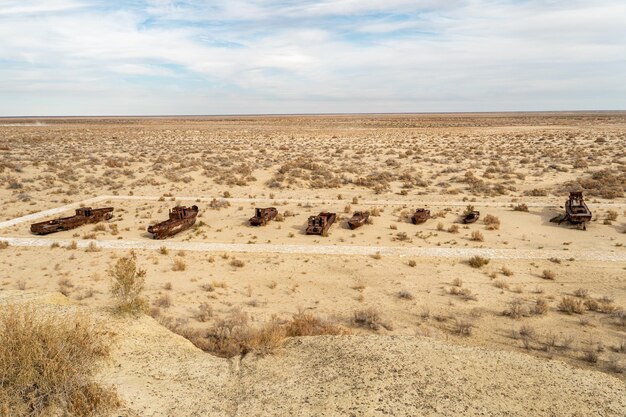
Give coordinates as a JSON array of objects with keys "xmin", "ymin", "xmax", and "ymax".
[
  {"xmin": 2, "ymin": 290, "xmax": 625, "ymax": 417},
  {"xmin": 0, "ymin": 114, "xmax": 625, "ymax": 393}
]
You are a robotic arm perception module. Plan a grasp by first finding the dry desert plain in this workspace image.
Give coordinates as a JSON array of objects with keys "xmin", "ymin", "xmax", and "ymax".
[{"xmin": 1, "ymin": 113, "xmax": 625, "ymax": 416}]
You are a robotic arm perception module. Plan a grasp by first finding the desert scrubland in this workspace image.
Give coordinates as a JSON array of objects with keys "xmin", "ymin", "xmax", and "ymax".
[{"xmin": 1, "ymin": 113, "xmax": 625, "ymax": 415}]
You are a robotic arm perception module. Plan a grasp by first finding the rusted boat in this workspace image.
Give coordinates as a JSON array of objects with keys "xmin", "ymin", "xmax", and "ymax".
[
  {"xmin": 411, "ymin": 208, "xmax": 430, "ymax": 224},
  {"xmin": 550, "ymin": 191, "xmax": 592, "ymax": 230},
  {"xmin": 348, "ymin": 211, "xmax": 370, "ymax": 229},
  {"xmin": 249, "ymin": 207, "xmax": 278, "ymax": 226},
  {"xmin": 30, "ymin": 207, "xmax": 113, "ymax": 235},
  {"xmin": 148, "ymin": 205, "xmax": 198, "ymax": 239},
  {"xmin": 306, "ymin": 212, "xmax": 336, "ymax": 235},
  {"xmin": 462, "ymin": 211, "xmax": 480, "ymax": 224}
]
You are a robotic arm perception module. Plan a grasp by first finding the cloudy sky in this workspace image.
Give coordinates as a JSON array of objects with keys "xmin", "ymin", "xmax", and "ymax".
[{"xmin": 1, "ymin": 0, "xmax": 625, "ymax": 116}]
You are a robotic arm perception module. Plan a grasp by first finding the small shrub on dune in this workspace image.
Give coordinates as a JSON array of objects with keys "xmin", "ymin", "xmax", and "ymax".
[
  {"xmin": 109, "ymin": 255, "xmax": 148, "ymax": 315},
  {"xmin": 513, "ymin": 203, "xmax": 529, "ymax": 212},
  {"xmin": 0, "ymin": 305, "xmax": 119, "ymax": 416},
  {"xmin": 483, "ymin": 214, "xmax": 500, "ymax": 230},
  {"xmin": 285, "ymin": 312, "xmax": 349, "ymax": 337},
  {"xmin": 468, "ymin": 256, "xmax": 490, "ymax": 268},
  {"xmin": 352, "ymin": 307, "xmax": 391, "ymax": 331},
  {"xmin": 541, "ymin": 269, "xmax": 556, "ymax": 280},
  {"xmin": 470, "ymin": 230, "xmax": 484, "ymax": 241},
  {"xmin": 558, "ymin": 296, "xmax": 584, "ymax": 314}
]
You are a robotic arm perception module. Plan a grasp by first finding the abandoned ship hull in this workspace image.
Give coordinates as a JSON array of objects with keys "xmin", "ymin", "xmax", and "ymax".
[
  {"xmin": 148, "ymin": 218, "xmax": 196, "ymax": 239},
  {"xmin": 30, "ymin": 208, "xmax": 113, "ymax": 235}
]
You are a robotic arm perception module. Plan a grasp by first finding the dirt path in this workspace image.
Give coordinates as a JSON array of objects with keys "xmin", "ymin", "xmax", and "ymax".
[{"xmin": 1, "ymin": 236, "xmax": 624, "ymax": 261}]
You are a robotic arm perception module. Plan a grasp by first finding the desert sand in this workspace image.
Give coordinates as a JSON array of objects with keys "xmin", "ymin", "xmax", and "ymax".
[{"xmin": 0, "ymin": 113, "xmax": 625, "ymax": 414}]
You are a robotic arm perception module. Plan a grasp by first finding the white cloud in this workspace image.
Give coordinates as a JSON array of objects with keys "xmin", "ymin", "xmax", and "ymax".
[{"xmin": 0, "ymin": 0, "xmax": 624, "ymax": 115}]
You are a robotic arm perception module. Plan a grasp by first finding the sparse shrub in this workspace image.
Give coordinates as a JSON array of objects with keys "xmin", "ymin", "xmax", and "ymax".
[
  {"xmin": 468, "ymin": 256, "xmax": 490, "ymax": 268},
  {"xmin": 437, "ymin": 222, "xmax": 444, "ymax": 231},
  {"xmin": 0, "ymin": 305, "xmax": 119, "ymax": 416},
  {"xmin": 531, "ymin": 297, "xmax": 549, "ymax": 315},
  {"xmin": 170, "ymin": 310, "xmax": 284, "ymax": 358},
  {"xmin": 163, "ymin": 282, "xmax": 173, "ymax": 291},
  {"xmin": 558, "ymin": 296, "xmax": 584, "ymax": 314},
  {"xmin": 470, "ymin": 230, "xmax": 484, "ymax": 241},
  {"xmin": 448, "ymin": 286, "xmax": 478, "ymax": 301},
  {"xmin": 606, "ymin": 210, "xmax": 618, "ymax": 221},
  {"xmin": 397, "ymin": 290, "xmax": 414, "ymax": 300},
  {"xmin": 172, "ymin": 258, "xmax": 186, "ymax": 271},
  {"xmin": 195, "ymin": 302, "xmax": 213, "ymax": 322},
  {"xmin": 408, "ymin": 260, "xmax": 417, "ymax": 267},
  {"xmin": 448, "ymin": 224, "xmax": 460, "ymax": 233},
  {"xmin": 66, "ymin": 240, "xmax": 78, "ymax": 250},
  {"xmin": 352, "ymin": 307, "xmax": 390, "ymax": 331},
  {"xmin": 501, "ymin": 266, "xmax": 514, "ymax": 276},
  {"xmin": 519, "ymin": 324, "xmax": 535, "ymax": 339},
  {"xmin": 284, "ymin": 312, "xmax": 349, "ymax": 337},
  {"xmin": 513, "ymin": 203, "xmax": 529, "ymax": 212},
  {"xmin": 109, "ymin": 255, "xmax": 148, "ymax": 315},
  {"xmin": 85, "ymin": 241, "xmax": 100, "ymax": 252},
  {"xmin": 159, "ymin": 246, "xmax": 169, "ymax": 255},
  {"xmin": 0, "ymin": 241, "xmax": 9, "ymax": 249},
  {"xmin": 541, "ymin": 269, "xmax": 556, "ymax": 280},
  {"xmin": 452, "ymin": 277, "xmax": 463, "ymax": 287},
  {"xmin": 582, "ymin": 348, "xmax": 598, "ymax": 364},
  {"xmin": 453, "ymin": 319, "xmax": 474, "ymax": 336},
  {"xmin": 573, "ymin": 288, "xmax": 589, "ymax": 298},
  {"xmin": 493, "ymin": 280, "xmax": 509, "ymax": 290},
  {"xmin": 483, "ymin": 214, "xmax": 500, "ymax": 230},
  {"xmin": 230, "ymin": 259, "xmax": 245, "ymax": 268},
  {"xmin": 504, "ymin": 299, "xmax": 529, "ymax": 319},
  {"xmin": 154, "ymin": 294, "xmax": 172, "ymax": 308}
]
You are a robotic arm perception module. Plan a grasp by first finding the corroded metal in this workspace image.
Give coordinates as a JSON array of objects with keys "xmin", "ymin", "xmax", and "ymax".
[
  {"xmin": 249, "ymin": 207, "xmax": 278, "ymax": 226},
  {"xmin": 148, "ymin": 205, "xmax": 198, "ymax": 239},
  {"xmin": 462, "ymin": 211, "xmax": 480, "ymax": 224},
  {"xmin": 348, "ymin": 211, "xmax": 370, "ymax": 230},
  {"xmin": 411, "ymin": 208, "xmax": 431, "ymax": 225},
  {"xmin": 30, "ymin": 207, "xmax": 113, "ymax": 235},
  {"xmin": 550, "ymin": 191, "xmax": 592, "ymax": 230},
  {"xmin": 306, "ymin": 212, "xmax": 336, "ymax": 235}
]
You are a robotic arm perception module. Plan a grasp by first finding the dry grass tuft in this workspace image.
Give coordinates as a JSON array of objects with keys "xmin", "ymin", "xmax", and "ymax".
[
  {"xmin": 229, "ymin": 259, "xmax": 245, "ymax": 268},
  {"xmin": 483, "ymin": 214, "xmax": 500, "ymax": 230},
  {"xmin": 558, "ymin": 296, "xmax": 585, "ymax": 314},
  {"xmin": 468, "ymin": 256, "xmax": 490, "ymax": 268},
  {"xmin": 352, "ymin": 307, "xmax": 391, "ymax": 331},
  {"xmin": 172, "ymin": 258, "xmax": 186, "ymax": 271},
  {"xmin": 109, "ymin": 255, "xmax": 148, "ymax": 315},
  {"xmin": 470, "ymin": 230, "xmax": 484, "ymax": 241},
  {"xmin": 284, "ymin": 312, "xmax": 350, "ymax": 337},
  {"xmin": 0, "ymin": 305, "xmax": 119, "ymax": 416},
  {"xmin": 541, "ymin": 269, "xmax": 556, "ymax": 280}
]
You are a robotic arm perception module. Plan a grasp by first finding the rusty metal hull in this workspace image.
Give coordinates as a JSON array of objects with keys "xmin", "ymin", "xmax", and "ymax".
[
  {"xmin": 411, "ymin": 209, "xmax": 430, "ymax": 225},
  {"xmin": 551, "ymin": 192, "xmax": 592, "ymax": 230},
  {"xmin": 249, "ymin": 207, "xmax": 278, "ymax": 226},
  {"xmin": 565, "ymin": 199, "xmax": 592, "ymax": 224},
  {"xmin": 30, "ymin": 207, "xmax": 113, "ymax": 235},
  {"xmin": 348, "ymin": 211, "xmax": 369, "ymax": 229},
  {"xmin": 148, "ymin": 205, "xmax": 198, "ymax": 239},
  {"xmin": 306, "ymin": 212, "xmax": 336, "ymax": 235},
  {"xmin": 462, "ymin": 211, "xmax": 480, "ymax": 224}
]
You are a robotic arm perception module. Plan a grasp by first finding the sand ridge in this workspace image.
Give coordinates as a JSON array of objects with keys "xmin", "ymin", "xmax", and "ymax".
[{"xmin": 2, "ymin": 290, "xmax": 625, "ymax": 417}]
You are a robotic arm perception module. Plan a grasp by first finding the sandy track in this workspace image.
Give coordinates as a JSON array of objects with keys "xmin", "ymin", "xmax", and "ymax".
[{"xmin": 1, "ymin": 236, "xmax": 624, "ymax": 261}]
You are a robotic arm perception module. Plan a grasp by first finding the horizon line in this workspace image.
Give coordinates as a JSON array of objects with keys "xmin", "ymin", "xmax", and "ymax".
[{"xmin": 2, "ymin": 110, "xmax": 626, "ymax": 119}]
